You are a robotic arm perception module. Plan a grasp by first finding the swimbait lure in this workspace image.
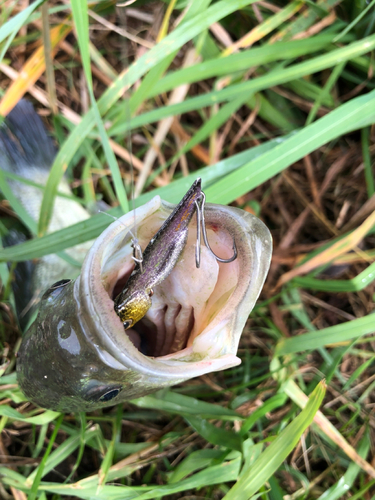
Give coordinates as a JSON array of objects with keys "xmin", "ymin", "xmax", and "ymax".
[
  {"xmin": 1, "ymin": 101, "xmax": 272, "ymax": 412},
  {"xmin": 114, "ymin": 178, "xmax": 236, "ymax": 331}
]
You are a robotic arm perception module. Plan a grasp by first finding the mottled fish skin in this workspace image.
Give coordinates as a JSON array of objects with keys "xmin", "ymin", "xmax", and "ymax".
[{"xmin": 114, "ymin": 179, "xmax": 202, "ymax": 329}]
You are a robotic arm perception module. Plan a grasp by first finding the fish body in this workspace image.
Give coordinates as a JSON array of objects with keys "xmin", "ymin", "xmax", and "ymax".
[
  {"xmin": 114, "ymin": 179, "xmax": 202, "ymax": 329},
  {"xmin": 1, "ymin": 101, "xmax": 272, "ymax": 412},
  {"xmin": 0, "ymin": 100, "xmax": 92, "ymax": 326}
]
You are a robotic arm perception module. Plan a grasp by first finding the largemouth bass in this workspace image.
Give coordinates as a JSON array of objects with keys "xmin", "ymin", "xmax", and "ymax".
[{"xmin": 1, "ymin": 101, "xmax": 272, "ymax": 412}]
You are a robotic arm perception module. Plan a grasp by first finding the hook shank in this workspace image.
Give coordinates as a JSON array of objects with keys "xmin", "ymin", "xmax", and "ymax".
[{"xmin": 195, "ymin": 192, "xmax": 237, "ymax": 267}]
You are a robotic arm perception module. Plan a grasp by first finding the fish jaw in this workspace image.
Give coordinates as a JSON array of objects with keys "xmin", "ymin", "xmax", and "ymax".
[{"xmin": 17, "ymin": 194, "xmax": 272, "ymax": 412}]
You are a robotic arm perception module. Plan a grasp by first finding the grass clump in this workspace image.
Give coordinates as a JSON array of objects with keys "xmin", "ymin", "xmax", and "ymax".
[{"xmin": 0, "ymin": 1, "xmax": 375, "ymax": 498}]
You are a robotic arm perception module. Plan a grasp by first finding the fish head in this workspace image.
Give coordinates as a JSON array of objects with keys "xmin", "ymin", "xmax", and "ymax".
[{"xmin": 17, "ymin": 191, "xmax": 272, "ymax": 412}]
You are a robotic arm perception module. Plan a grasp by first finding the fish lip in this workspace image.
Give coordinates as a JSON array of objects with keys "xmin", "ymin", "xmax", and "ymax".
[{"xmin": 78, "ymin": 194, "xmax": 272, "ymax": 381}]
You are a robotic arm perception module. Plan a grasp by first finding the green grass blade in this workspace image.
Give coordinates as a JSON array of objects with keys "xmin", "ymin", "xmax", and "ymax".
[
  {"xmin": 132, "ymin": 390, "xmax": 240, "ymax": 420},
  {"xmin": 205, "ymin": 88, "xmax": 375, "ymax": 204},
  {"xmin": 0, "ymin": 467, "xmax": 27, "ymax": 488},
  {"xmin": 342, "ymin": 356, "xmax": 375, "ymax": 391},
  {"xmin": 28, "ymin": 414, "xmax": 64, "ymax": 500},
  {"xmin": 276, "ymin": 313, "xmax": 375, "ymax": 355},
  {"xmin": 37, "ymin": 0, "xmax": 258, "ymax": 235},
  {"xmin": 111, "ymin": 34, "xmax": 375, "ymax": 136},
  {"xmin": 240, "ymin": 393, "xmax": 288, "ymax": 435},
  {"xmin": 33, "ymin": 457, "xmax": 241, "ymax": 498},
  {"xmin": 222, "ymin": 381, "xmax": 326, "ymax": 500},
  {"xmin": 285, "ymin": 78, "xmax": 336, "ymax": 107},
  {"xmin": 168, "ymin": 449, "xmax": 226, "ymax": 484},
  {"xmin": 147, "ymin": 35, "xmax": 338, "ymax": 97},
  {"xmin": 0, "ymin": 406, "xmax": 60, "ymax": 424},
  {"xmin": 27, "ymin": 434, "xmax": 83, "ymax": 485},
  {"xmin": 144, "ymin": 35, "xmax": 333, "ymax": 98},
  {"xmin": 0, "ymin": 169, "xmax": 37, "ymax": 234},
  {"xmin": 220, "ymin": 0, "xmax": 304, "ymax": 53},
  {"xmin": 134, "ymin": 458, "xmax": 242, "ymax": 500},
  {"xmin": 68, "ymin": 0, "xmax": 129, "ymax": 216},
  {"xmin": 361, "ymin": 126, "xmax": 375, "ymax": 197},
  {"xmin": 305, "ymin": 61, "xmax": 346, "ymax": 125},
  {"xmin": 162, "ymin": 94, "xmax": 251, "ymax": 172},
  {"xmin": 292, "ymin": 260, "xmax": 375, "ymax": 292},
  {"xmin": 129, "ymin": 52, "xmax": 176, "ymax": 115},
  {"xmin": 97, "ymin": 405, "xmax": 122, "ymax": 487},
  {"xmin": 128, "ymin": 0, "xmax": 213, "ymax": 115},
  {"xmin": 334, "ymin": 0, "xmax": 375, "ymax": 42},
  {"xmin": 0, "ymin": 0, "xmax": 44, "ymax": 44},
  {"xmin": 1, "ymin": 169, "xmax": 85, "ymax": 203},
  {"xmin": 185, "ymin": 415, "xmax": 243, "ymax": 451}
]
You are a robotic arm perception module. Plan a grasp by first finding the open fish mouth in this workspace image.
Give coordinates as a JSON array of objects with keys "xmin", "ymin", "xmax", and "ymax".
[
  {"xmin": 105, "ymin": 201, "xmax": 240, "ymax": 359},
  {"xmin": 80, "ymin": 194, "xmax": 272, "ymax": 376}
]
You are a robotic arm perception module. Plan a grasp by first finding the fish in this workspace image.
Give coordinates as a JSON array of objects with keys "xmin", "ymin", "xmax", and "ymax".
[{"xmin": 1, "ymin": 101, "xmax": 272, "ymax": 412}]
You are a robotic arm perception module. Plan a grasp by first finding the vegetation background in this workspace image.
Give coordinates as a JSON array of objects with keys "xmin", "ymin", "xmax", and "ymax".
[{"xmin": 0, "ymin": 0, "xmax": 375, "ymax": 498}]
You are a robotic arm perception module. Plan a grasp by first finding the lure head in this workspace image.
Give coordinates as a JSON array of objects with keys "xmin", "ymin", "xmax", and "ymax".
[{"xmin": 114, "ymin": 287, "xmax": 153, "ymax": 330}]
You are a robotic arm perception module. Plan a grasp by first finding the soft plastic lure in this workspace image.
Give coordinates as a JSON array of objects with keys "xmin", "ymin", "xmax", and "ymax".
[{"xmin": 114, "ymin": 178, "xmax": 236, "ymax": 330}]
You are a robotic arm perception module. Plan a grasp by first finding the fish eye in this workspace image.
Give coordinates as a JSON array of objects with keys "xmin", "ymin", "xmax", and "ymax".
[
  {"xmin": 123, "ymin": 319, "xmax": 133, "ymax": 329},
  {"xmin": 99, "ymin": 388, "xmax": 121, "ymax": 402},
  {"xmin": 50, "ymin": 279, "xmax": 72, "ymax": 289},
  {"xmin": 86, "ymin": 382, "xmax": 123, "ymax": 403},
  {"xmin": 148, "ymin": 288, "xmax": 154, "ymax": 297}
]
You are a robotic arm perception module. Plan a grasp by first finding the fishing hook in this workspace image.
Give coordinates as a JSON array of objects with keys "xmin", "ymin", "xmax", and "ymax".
[
  {"xmin": 99, "ymin": 210, "xmax": 144, "ymax": 274},
  {"xmin": 131, "ymin": 239, "xmax": 144, "ymax": 274},
  {"xmin": 195, "ymin": 192, "xmax": 237, "ymax": 268}
]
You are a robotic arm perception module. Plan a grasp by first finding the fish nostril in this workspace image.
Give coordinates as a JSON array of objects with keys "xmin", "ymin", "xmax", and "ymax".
[
  {"xmin": 42, "ymin": 279, "xmax": 72, "ymax": 301},
  {"xmin": 50, "ymin": 279, "xmax": 72, "ymax": 289}
]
